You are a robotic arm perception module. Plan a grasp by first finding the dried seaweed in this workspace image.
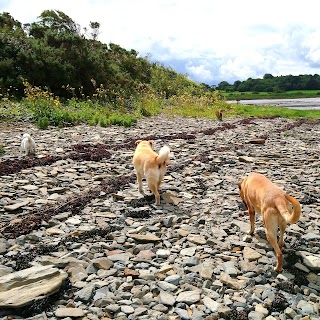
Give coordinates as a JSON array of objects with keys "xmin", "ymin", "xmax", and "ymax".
[
  {"xmin": 270, "ymin": 292, "xmax": 289, "ymax": 312},
  {"xmin": 1, "ymin": 175, "xmax": 135, "ymax": 239},
  {"xmin": 0, "ymin": 148, "xmax": 111, "ymax": 177},
  {"xmin": 13, "ymin": 225, "xmax": 122, "ymax": 271},
  {"xmin": 227, "ymin": 308, "xmax": 249, "ymax": 320},
  {"xmin": 0, "ymin": 117, "xmax": 312, "ymax": 177}
]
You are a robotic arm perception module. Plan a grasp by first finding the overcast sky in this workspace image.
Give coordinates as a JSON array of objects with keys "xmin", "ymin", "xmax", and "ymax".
[{"xmin": 1, "ymin": 0, "xmax": 320, "ymax": 85}]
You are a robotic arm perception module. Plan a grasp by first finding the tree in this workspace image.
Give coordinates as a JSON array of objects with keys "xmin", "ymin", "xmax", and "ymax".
[
  {"xmin": 89, "ymin": 21, "xmax": 100, "ymax": 40},
  {"xmin": 233, "ymin": 80, "xmax": 241, "ymax": 91},
  {"xmin": 217, "ymin": 81, "xmax": 230, "ymax": 91},
  {"xmin": 263, "ymin": 73, "xmax": 274, "ymax": 80}
]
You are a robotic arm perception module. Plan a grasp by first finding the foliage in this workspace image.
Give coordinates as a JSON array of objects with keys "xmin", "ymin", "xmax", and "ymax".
[
  {"xmin": 2, "ymin": 10, "xmax": 318, "ymax": 128},
  {"xmin": 229, "ymin": 104, "xmax": 320, "ymax": 120},
  {"xmin": 165, "ymin": 90, "xmax": 228, "ymax": 118},
  {"xmin": 0, "ymin": 145, "xmax": 5, "ymax": 155},
  {"xmin": 109, "ymin": 114, "xmax": 137, "ymax": 127},
  {"xmin": 223, "ymin": 90, "xmax": 320, "ymax": 101},
  {"xmin": 217, "ymin": 74, "xmax": 320, "ymax": 93},
  {"xmin": 0, "ymin": 99, "xmax": 33, "ymax": 122},
  {"xmin": 0, "ymin": 9, "xmax": 220, "ymax": 108}
]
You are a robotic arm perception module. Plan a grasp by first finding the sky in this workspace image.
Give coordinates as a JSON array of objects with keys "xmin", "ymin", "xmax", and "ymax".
[{"xmin": 1, "ymin": 0, "xmax": 320, "ymax": 85}]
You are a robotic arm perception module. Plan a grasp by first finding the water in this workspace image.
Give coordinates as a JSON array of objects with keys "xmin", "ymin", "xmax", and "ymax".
[{"xmin": 227, "ymin": 97, "xmax": 320, "ymax": 110}]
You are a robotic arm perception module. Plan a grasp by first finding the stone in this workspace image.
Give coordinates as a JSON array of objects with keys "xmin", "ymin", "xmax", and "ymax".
[
  {"xmin": 0, "ymin": 265, "xmax": 67, "ymax": 308},
  {"xmin": 128, "ymin": 233, "xmax": 161, "ymax": 242},
  {"xmin": 176, "ymin": 291, "xmax": 201, "ymax": 304},
  {"xmin": 55, "ymin": 307, "xmax": 85, "ymax": 318},
  {"xmin": 4, "ymin": 200, "xmax": 30, "ymax": 211},
  {"xmin": 243, "ymin": 246, "xmax": 262, "ymax": 261},
  {"xmin": 159, "ymin": 290, "xmax": 176, "ymax": 306}
]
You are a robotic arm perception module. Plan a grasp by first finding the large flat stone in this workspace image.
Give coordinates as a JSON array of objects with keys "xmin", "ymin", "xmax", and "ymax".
[{"xmin": 0, "ymin": 265, "xmax": 67, "ymax": 308}]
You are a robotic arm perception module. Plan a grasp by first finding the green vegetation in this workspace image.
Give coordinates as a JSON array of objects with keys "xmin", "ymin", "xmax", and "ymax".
[
  {"xmin": 0, "ymin": 10, "xmax": 228, "ymax": 128},
  {"xmin": 229, "ymin": 104, "xmax": 320, "ymax": 120},
  {"xmin": 0, "ymin": 10, "xmax": 319, "ymax": 128},
  {"xmin": 0, "ymin": 10, "xmax": 210, "ymax": 102},
  {"xmin": 0, "ymin": 80, "xmax": 229, "ymax": 127},
  {"xmin": 224, "ymin": 90, "xmax": 320, "ymax": 101},
  {"xmin": 217, "ymin": 73, "xmax": 320, "ymax": 94},
  {"xmin": 0, "ymin": 145, "xmax": 5, "ymax": 155}
]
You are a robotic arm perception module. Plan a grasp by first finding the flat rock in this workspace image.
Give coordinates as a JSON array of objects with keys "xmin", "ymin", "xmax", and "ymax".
[
  {"xmin": 4, "ymin": 200, "xmax": 30, "ymax": 211},
  {"xmin": 0, "ymin": 265, "xmax": 67, "ymax": 308},
  {"xmin": 128, "ymin": 233, "xmax": 161, "ymax": 242}
]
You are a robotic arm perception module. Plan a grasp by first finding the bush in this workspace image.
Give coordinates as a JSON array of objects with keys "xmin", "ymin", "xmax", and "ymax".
[
  {"xmin": 37, "ymin": 116, "xmax": 50, "ymax": 129},
  {"xmin": 109, "ymin": 114, "xmax": 137, "ymax": 127},
  {"xmin": 0, "ymin": 145, "xmax": 5, "ymax": 155},
  {"xmin": 99, "ymin": 117, "xmax": 110, "ymax": 127}
]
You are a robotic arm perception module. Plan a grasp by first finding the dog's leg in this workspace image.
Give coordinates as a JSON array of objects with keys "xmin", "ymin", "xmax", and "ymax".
[
  {"xmin": 265, "ymin": 218, "xmax": 283, "ymax": 272},
  {"xmin": 149, "ymin": 183, "xmax": 160, "ymax": 205},
  {"xmin": 136, "ymin": 172, "xmax": 144, "ymax": 194},
  {"xmin": 158, "ymin": 171, "xmax": 165, "ymax": 189},
  {"xmin": 247, "ymin": 206, "xmax": 255, "ymax": 234},
  {"xmin": 278, "ymin": 220, "xmax": 287, "ymax": 249}
]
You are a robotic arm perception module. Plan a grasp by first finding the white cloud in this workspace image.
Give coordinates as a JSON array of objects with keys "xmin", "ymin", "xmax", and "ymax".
[
  {"xmin": 1, "ymin": 0, "xmax": 320, "ymax": 84},
  {"xmin": 186, "ymin": 64, "xmax": 214, "ymax": 83}
]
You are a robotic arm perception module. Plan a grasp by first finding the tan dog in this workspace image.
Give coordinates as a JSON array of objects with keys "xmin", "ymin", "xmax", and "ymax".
[
  {"xmin": 215, "ymin": 109, "xmax": 223, "ymax": 121},
  {"xmin": 238, "ymin": 172, "xmax": 301, "ymax": 271},
  {"xmin": 133, "ymin": 140, "xmax": 170, "ymax": 205}
]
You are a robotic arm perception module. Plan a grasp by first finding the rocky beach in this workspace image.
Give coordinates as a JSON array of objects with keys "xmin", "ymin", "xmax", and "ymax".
[{"xmin": 0, "ymin": 115, "xmax": 319, "ymax": 320}]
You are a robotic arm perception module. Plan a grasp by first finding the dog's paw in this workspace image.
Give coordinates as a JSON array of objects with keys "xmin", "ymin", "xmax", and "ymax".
[{"xmin": 150, "ymin": 203, "xmax": 158, "ymax": 209}]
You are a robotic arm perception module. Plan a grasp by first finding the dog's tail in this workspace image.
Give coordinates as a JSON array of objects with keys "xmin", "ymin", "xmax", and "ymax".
[
  {"xmin": 280, "ymin": 194, "xmax": 301, "ymax": 224},
  {"xmin": 156, "ymin": 145, "xmax": 170, "ymax": 165}
]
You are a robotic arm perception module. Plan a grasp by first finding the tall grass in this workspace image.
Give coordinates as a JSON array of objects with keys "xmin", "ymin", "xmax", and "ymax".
[
  {"xmin": 224, "ymin": 90, "xmax": 320, "ymax": 101},
  {"xmin": 230, "ymin": 104, "xmax": 320, "ymax": 119},
  {"xmin": 1, "ymin": 82, "xmax": 319, "ymax": 129}
]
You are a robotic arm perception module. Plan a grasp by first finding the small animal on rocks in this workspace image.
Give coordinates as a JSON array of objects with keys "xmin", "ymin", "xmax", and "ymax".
[
  {"xmin": 20, "ymin": 133, "xmax": 36, "ymax": 156},
  {"xmin": 215, "ymin": 109, "xmax": 223, "ymax": 121},
  {"xmin": 132, "ymin": 140, "xmax": 170, "ymax": 205},
  {"xmin": 238, "ymin": 172, "xmax": 301, "ymax": 271}
]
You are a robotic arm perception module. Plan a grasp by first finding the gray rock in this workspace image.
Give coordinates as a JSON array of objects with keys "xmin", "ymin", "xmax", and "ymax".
[{"xmin": 0, "ymin": 265, "xmax": 67, "ymax": 308}]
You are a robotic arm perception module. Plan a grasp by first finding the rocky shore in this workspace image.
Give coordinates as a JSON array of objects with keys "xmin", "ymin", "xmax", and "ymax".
[{"xmin": 0, "ymin": 115, "xmax": 319, "ymax": 320}]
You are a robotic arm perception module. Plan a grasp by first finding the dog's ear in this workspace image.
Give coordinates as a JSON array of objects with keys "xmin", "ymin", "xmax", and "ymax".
[
  {"xmin": 135, "ymin": 140, "xmax": 142, "ymax": 146},
  {"xmin": 237, "ymin": 180, "xmax": 242, "ymax": 190},
  {"xmin": 148, "ymin": 140, "xmax": 153, "ymax": 147}
]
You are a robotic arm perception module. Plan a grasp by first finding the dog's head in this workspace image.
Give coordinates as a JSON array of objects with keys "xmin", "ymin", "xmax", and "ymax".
[
  {"xmin": 22, "ymin": 133, "xmax": 30, "ymax": 139},
  {"xmin": 135, "ymin": 140, "xmax": 153, "ymax": 148}
]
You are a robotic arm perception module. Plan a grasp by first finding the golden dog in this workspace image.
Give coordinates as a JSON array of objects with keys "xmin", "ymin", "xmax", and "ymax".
[
  {"xmin": 215, "ymin": 109, "xmax": 223, "ymax": 121},
  {"xmin": 133, "ymin": 140, "xmax": 170, "ymax": 205},
  {"xmin": 238, "ymin": 172, "xmax": 301, "ymax": 271}
]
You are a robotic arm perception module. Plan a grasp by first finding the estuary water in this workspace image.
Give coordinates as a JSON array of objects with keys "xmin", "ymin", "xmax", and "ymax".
[{"xmin": 228, "ymin": 97, "xmax": 320, "ymax": 110}]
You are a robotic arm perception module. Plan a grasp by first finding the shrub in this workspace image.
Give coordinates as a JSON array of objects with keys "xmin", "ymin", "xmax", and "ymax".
[
  {"xmin": 0, "ymin": 145, "xmax": 5, "ymax": 155},
  {"xmin": 109, "ymin": 114, "xmax": 137, "ymax": 127},
  {"xmin": 99, "ymin": 117, "xmax": 110, "ymax": 127},
  {"xmin": 37, "ymin": 116, "xmax": 50, "ymax": 129}
]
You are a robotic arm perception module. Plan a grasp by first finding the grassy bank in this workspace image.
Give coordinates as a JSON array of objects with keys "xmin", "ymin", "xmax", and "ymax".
[
  {"xmin": 229, "ymin": 104, "xmax": 320, "ymax": 119},
  {"xmin": 223, "ymin": 90, "xmax": 320, "ymax": 101},
  {"xmin": 1, "ymin": 84, "xmax": 320, "ymax": 131}
]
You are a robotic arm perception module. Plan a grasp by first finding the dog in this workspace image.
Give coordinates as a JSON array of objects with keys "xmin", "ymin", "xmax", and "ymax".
[
  {"xmin": 20, "ymin": 133, "xmax": 36, "ymax": 156},
  {"xmin": 215, "ymin": 109, "xmax": 223, "ymax": 121},
  {"xmin": 238, "ymin": 172, "xmax": 301, "ymax": 271},
  {"xmin": 132, "ymin": 140, "xmax": 170, "ymax": 205}
]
